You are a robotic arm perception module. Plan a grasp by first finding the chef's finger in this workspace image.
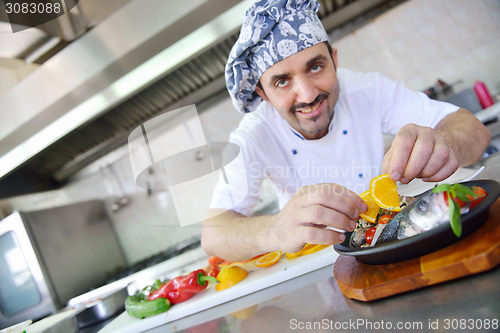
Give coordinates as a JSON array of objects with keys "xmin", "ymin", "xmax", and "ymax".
[
  {"xmin": 298, "ymin": 184, "xmax": 368, "ymax": 214},
  {"xmin": 297, "ymin": 204, "xmax": 355, "ymax": 231},
  {"xmin": 402, "ymin": 132, "xmax": 436, "ymax": 182},
  {"xmin": 387, "ymin": 127, "xmax": 416, "ymax": 182},
  {"xmin": 418, "ymin": 138, "xmax": 451, "ymax": 178},
  {"xmin": 426, "ymin": 153, "xmax": 459, "ymax": 182},
  {"xmin": 296, "ymin": 225, "xmax": 346, "ymax": 245}
]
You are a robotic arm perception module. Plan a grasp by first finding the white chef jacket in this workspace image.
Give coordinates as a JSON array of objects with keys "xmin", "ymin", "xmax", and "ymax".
[{"xmin": 210, "ymin": 69, "xmax": 459, "ymax": 216}]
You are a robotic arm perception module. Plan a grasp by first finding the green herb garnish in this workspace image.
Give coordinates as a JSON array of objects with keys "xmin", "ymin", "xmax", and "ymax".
[{"xmin": 432, "ymin": 183, "xmax": 480, "ymax": 237}]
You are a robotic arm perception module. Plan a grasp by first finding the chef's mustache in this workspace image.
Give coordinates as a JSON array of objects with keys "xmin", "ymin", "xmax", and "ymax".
[{"xmin": 291, "ymin": 93, "xmax": 328, "ymax": 114}]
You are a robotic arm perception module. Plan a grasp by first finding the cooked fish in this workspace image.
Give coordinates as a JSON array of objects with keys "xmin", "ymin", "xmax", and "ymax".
[{"xmin": 376, "ymin": 190, "xmax": 469, "ymax": 245}]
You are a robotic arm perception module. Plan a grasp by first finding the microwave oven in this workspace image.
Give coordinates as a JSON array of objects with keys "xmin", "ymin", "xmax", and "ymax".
[{"xmin": 0, "ymin": 200, "xmax": 127, "ymax": 329}]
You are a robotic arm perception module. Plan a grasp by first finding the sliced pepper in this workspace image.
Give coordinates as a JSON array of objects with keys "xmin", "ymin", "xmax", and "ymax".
[
  {"xmin": 148, "ymin": 269, "xmax": 218, "ymax": 304},
  {"xmin": 125, "ymin": 295, "xmax": 170, "ymax": 319}
]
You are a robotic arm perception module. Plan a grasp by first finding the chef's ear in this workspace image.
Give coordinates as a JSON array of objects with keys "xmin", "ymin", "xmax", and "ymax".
[
  {"xmin": 332, "ymin": 47, "xmax": 338, "ymax": 71},
  {"xmin": 326, "ymin": 42, "xmax": 338, "ymax": 71},
  {"xmin": 255, "ymin": 82, "xmax": 272, "ymax": 105}
]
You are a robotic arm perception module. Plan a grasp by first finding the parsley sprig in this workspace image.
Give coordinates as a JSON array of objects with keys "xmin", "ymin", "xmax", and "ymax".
[{"xmin": 432, "ymin": 183, "xmax": 479, "ymax": 237}]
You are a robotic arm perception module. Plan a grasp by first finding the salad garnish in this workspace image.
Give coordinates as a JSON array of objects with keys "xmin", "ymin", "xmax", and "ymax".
[{"xmin": 432, "ymin": 183, "xmax": 480, "ymax": 237}]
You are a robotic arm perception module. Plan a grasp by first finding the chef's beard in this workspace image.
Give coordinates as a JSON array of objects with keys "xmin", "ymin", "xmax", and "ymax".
[{"xmin": 291, "ymin": 93, "xmax": 334, "ymax": 135}]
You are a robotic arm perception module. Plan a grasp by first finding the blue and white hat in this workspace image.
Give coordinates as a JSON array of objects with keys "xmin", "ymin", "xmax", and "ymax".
[{"xmin": 225, "ymin": 0, "xmax": 329, "ymax": 114}]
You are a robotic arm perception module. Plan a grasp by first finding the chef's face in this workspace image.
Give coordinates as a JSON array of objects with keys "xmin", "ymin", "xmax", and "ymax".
[{"xmin": 255, "ymin": 42, "xmax": 339, "ymax": 140}]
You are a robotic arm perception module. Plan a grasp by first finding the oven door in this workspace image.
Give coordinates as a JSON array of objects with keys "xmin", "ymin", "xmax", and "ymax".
[{"xmin": 0, "ymin": 212, "xmax": 57, "ymax": 329}]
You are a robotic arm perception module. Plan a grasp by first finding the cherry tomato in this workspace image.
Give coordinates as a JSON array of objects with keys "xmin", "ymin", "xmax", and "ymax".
[
  {"xmin": 207, "ymin": 264, "xmax": 220, "ymax": 278},
  {"xmin": 468, "ymin": 186, "xmax": 488, "ymax": 209},
  {"xmin": 365, "ymin": 227, "xmax": 377, "ymax": 245},
  {"xmin": 378, "ymin": 215, "xmax": 392, "ymax": 224},
  {"xmin": 444, "ymin": 193, "xmax": 468, "ymax": 208}
]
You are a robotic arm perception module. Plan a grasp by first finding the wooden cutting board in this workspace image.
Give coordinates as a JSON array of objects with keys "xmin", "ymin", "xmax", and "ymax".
[
  {"xmin": 98, "ymin": 246, "xmax": 339, "ymax": 333},
  {"xmin": 334, "ymin": 197, "xmax": 500, "ymax": 302}
]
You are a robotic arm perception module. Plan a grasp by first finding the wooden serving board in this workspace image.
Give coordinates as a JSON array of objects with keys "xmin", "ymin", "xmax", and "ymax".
[{"xmin": 334, "ymin": 197, "xmax": 500, "ymax": 302}]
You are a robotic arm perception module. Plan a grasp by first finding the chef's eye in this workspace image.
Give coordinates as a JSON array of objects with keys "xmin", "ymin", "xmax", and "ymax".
[
  {"xmin": 276, "ymin": 79, "xmax": 289, "ymax": 88},
  {"xmin": 310, "ymin": 64, "xmax": 321, "ymax": 73},
  {"xmin": 417, "ymin": 200, "xmax": 428, "ymax": 213}
]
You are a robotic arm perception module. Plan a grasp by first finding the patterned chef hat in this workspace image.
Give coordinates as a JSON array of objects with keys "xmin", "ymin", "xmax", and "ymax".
[{"xmin": 225, "ymin": 0, "xmax": 329, "ymax": 114}]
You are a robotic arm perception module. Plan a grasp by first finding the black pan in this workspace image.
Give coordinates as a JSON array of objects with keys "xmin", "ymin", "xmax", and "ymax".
[{"xmin": 334, "ymin": 180, "xmax": 500, "ymax": 265}]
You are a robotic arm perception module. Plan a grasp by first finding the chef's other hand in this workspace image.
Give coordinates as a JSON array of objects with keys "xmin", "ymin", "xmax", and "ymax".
[
  {"xmin": 270, "ymin": 183, "xmax": 368, "ymax": 253},
  {"xmin": 382, "ymin": 124, "xmax": 459, "ymax": 184}
]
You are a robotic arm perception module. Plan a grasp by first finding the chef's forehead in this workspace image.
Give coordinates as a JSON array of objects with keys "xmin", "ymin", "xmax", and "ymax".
[{"xmin": 258, "ymin": 42, "xmax": 332, "ymax": 84}]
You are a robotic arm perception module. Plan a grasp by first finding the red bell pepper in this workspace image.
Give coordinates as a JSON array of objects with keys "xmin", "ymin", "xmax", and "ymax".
[{"xmin": 148, "ymin": 269, "xmax": 218, "ymax": 304}]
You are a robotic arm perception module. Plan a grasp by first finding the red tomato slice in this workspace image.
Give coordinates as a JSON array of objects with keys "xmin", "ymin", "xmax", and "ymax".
[
  {"xmin": 365, "ymin": 227, "xmax": 377, "ymax": 245},
  {"xmin": 378, "ymin": 215, "xmax": 392, "ymax": 224},
  {"xmin": 468, "ymin": 186, "xmax": 488, "ymax": 209}
]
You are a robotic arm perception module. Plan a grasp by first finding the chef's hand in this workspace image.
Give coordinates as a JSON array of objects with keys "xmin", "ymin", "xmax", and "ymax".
[
  {"xmin": 382, "ymin": 124, "xmax": 459, "ymax": 184},
  {"xmin": 269, "ymin": 183, "xmax": 368, "ymax": 253}
]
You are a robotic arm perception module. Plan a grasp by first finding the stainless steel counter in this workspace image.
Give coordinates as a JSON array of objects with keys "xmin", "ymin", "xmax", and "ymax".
[{"xmin": 141, "ymin": 152, "xmax": 500, "ymax": 333}]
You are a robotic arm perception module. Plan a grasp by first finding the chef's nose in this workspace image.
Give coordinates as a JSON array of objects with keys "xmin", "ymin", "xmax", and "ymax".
[{"xmin": 294, "ymin": 77, "xmax": 318, "ymax": 104}]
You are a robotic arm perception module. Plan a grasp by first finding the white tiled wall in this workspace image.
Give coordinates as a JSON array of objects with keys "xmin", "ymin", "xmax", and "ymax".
[{"xmin": 332, "ymin": 0, "xmax": 500, "ymax": 96}]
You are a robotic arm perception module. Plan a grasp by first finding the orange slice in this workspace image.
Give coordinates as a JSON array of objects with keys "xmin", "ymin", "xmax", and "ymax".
[
  {"xmin": 358, "ymin": 190, "xmax": 380, "ymax": 222},
  {"xmin": 370, "ymin": 174, "xmax": 401, "ymax": 212},
  {"xmin": 215, "ymin": 266, "xmax": 249, "ymax": 291},
  {"xmin": 301, "ymin": 244, "xmax": 330, "ymax": 255},
  {"xmin": 285, "ymin": 244, "xmax": 315, "ymax": 259},
  {"xmin": 255, "ymin": 251, "xmax": 282, "ymax": 268}
]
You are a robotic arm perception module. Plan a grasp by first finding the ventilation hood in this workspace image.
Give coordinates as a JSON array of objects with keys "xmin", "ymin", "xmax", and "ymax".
[{"xmin": 0, "ymin": 0, "xmax": 400, "ymax": 198}]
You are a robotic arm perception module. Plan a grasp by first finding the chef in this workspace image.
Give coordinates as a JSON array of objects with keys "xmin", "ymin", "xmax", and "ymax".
[{"xmin": 201, "ymin": 0, "xmax": 490, "ymax": 261}]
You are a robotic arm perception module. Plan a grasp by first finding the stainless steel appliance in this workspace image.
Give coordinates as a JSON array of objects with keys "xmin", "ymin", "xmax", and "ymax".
[{"xmin": 0, "ymin": 200, "xmax": 127, "ymax": 329}]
